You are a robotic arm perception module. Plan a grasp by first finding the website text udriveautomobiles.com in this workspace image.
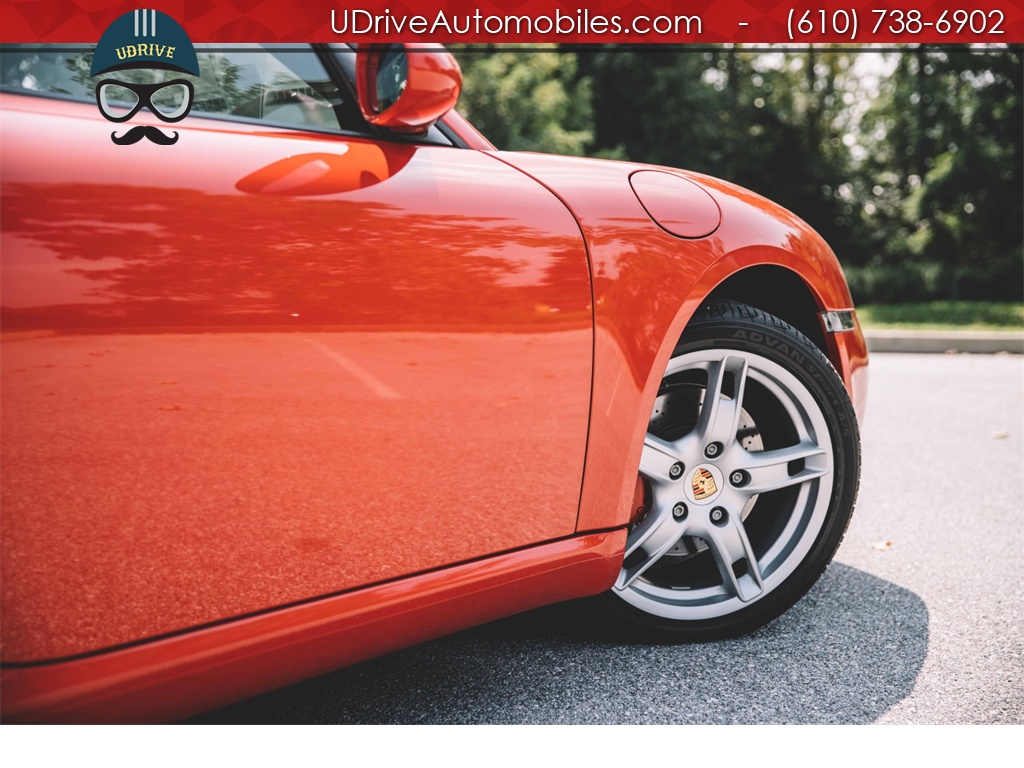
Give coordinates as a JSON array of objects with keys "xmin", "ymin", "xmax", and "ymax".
[{"xmin": 330, "ymin": 8, "xmax": 703, "ymax": 36}]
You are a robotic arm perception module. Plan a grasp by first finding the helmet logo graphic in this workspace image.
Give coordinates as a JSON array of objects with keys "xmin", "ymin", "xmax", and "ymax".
[{"xmin": 91, "ymin": 9, "xmax": 200, "ymax": 145}]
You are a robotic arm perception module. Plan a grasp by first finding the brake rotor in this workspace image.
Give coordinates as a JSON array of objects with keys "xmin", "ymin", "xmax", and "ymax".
[{"xmin": 637, "ymin": 386, "xmax": 764, "ymax": 565}]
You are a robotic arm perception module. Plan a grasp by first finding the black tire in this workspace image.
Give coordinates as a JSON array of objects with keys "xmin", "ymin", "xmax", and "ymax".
[{"xmin": 592, "ymin": 300, "xmax": 861, "ymax": 641}]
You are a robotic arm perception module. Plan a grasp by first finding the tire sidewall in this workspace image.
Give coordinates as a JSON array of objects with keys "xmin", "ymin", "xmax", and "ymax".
[{"xmin": 597, "ymin": 305, "xmax": 861, "ymax": 641}]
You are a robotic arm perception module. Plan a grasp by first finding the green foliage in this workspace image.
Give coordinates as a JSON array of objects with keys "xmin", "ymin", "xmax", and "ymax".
[
  {"xmin": 858, "ymin": 48, "xmax": 1023, "ymax": 302},
  {"xmin": 844, "ymin": 262, "xmax": 945, "ymax": 304},
  {"xmin": 857, "ymin": 302, "xmax": 1024, "ymax": 330},
  {"xmin": 452, "ymin": 45, "xmax": 1022, "ymax": 304},
  {"xmin": 457, "ymin": 46, "xmax": 593, "ymax": 156}
]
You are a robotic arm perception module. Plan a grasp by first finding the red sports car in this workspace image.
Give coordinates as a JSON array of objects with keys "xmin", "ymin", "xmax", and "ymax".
[{"xmin": 0, "ymin": 43, "xmax": 868, "ymax": 723}]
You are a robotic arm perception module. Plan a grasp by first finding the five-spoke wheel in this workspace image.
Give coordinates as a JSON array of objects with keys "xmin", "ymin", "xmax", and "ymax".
[{"xmin": 594, "ymin": 301, "xmax": 860, "ymax": 640}]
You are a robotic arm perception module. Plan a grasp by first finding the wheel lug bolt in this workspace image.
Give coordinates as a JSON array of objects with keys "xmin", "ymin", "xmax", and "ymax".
[
  {"xmin": 705, "ymin": 442, "xmax": 722, "ymax": 459},
  {"xmin": 669, "ymin": 462, "xmax": 684, "ymax": 479},
  {"xmin": 730, "ymin": 470, "xmax": 748, "ymax": 487},
  {"xmin": 710, "ymin": 507, "xmax": 727, "ymax": 525},
  {"xmin": 672, "ymin": 502, "xmax": 688, "ymax": 520}
]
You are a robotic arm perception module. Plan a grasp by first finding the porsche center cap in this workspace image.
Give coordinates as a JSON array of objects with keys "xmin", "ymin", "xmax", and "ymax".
[{"xmin": 687, "ymin": 464, "xmax": 724, "ymax": 505}]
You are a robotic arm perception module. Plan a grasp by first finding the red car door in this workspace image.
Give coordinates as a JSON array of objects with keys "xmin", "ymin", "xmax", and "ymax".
[{"xmin": 0, "ymin": 45, "xmax": 592, "ymax": 663}]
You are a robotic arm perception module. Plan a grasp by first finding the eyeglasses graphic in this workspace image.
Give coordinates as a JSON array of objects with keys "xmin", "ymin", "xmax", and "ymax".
[{"xmin": 95, "ymin": 79, "xmax": 195, "ymax": 123}]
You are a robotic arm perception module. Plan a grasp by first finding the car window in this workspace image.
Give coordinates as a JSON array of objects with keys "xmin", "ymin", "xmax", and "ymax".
[{"xmin": 1, "ymin": 44, "xmax": 357, "ymax": 134}]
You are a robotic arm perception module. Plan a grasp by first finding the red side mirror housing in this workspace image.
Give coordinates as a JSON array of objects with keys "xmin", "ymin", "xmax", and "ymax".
[{"xmin": 355, "ymin": 43, "xmax": 462, "ymax": 134}]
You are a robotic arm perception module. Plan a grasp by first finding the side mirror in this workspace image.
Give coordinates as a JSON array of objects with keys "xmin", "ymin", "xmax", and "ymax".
[{"xmin": 355, "ymin": 43, "xmax": 461, "ymax": 134}]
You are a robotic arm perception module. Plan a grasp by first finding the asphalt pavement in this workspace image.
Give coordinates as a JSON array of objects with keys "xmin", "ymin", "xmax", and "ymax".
[{"xmin": 192, "ymin": 352, "xmax": 1023, "ymax": 724}]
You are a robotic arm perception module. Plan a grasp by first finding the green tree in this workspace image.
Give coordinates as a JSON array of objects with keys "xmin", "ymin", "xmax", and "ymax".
[
  {"xmin": 581, "ymin": 46, "xmax": 860, "ymax": 265},
  {"xmin": 453, "ymin": 45, "xmax": 1022, "ymax": 303},
  {"xmin": 859, "ymin": 47, "xmax": 1022, "ymax": 300},
  {"xmin": 457, "ymin": 46, "xmax": 593, "ymax": 156}
]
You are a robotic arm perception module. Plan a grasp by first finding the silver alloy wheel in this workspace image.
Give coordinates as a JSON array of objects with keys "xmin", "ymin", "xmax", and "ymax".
[{"xmin": 614, "ymin": 349, "xmax": 834, "ymax": 621}]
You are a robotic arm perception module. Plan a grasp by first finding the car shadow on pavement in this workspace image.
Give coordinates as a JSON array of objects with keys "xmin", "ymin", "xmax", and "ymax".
[{"xmin": 189, "ymin": 563, "xmax": 928, "ymax": 724}]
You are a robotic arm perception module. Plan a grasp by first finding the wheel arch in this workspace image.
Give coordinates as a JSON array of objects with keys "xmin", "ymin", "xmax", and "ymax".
[
  {"xmin": 577, "ymin": 246, "xmax": 866, "ymax": 536},
  {"xmin": 677, "ymin": 250, "xmax": 867, "ymax": 407},
  {"xmin": 484, "ymin": 150, "xmax": 867, "ymax": 540},
  {"xmin": 702, "ymin": 264, "xmax": 830, "ymax": 363}
]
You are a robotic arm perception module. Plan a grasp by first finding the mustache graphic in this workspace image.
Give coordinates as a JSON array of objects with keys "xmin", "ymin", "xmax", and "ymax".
[{"xmin": 111, "ymin": 126, "xmax": 180, "ymax": 145}]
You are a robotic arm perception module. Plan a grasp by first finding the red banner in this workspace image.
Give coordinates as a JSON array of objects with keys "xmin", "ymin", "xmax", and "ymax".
[{"xmin": 2, "ymin": 0, "xmax": 1023, "ymax": 43}]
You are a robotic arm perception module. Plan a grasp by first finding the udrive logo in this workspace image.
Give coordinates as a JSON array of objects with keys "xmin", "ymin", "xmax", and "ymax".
[{"xmin": 90, "ymin": 9, "xmax": 201, "ymax": 145}]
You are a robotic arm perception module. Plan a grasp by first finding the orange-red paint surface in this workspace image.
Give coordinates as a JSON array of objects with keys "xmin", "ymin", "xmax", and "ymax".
[
  {"xmin": 629, "ymin": 170, "xmax": 722, "ymax": 239},
  {"xmin": 1, "ymin": 530, "xmax": 626, "ymax": 723},
  {"xmin": 1, "ymin": 93, "xmax": 592, "ymax": 662},
  {"xmin": 1, "ymin": 59, "xmax": 867, "ymax": 721},
  {"xmin": 490, "ymin": 152, "xmax": 864, "ymax": 534}
]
